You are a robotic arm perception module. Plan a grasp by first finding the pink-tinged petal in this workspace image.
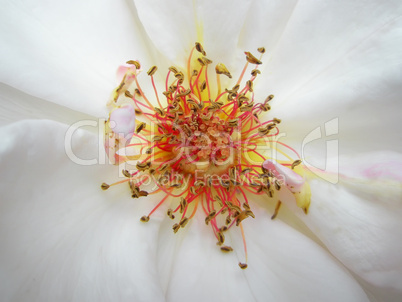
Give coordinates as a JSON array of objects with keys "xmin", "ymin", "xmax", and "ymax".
[
  {"xmin": 263, "ymin": 159, "xmax": 305, "ymax": 193},
  {"xmin": 285, "ymin": 151, "xmax": 402, "ymax": 302},
  {"xmin": 117, "ymin": 63, "xmax": 141, "ymax": 82},
  {"xmin": 109, "ymin": 105, "xmax": 136, "ymax": 139}
]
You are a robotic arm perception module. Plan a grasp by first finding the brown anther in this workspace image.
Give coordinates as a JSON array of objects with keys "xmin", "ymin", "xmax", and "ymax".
[
  {"xmin": 257, "ymin": 47, "xmax": 266, "ymax": 53},
  {"xmin": 134, "ymin": 88, "xmax": 141, "ymax": 96},
  {"xmin": 200, "ymin": 81, "xmax": 207, "ymax": 92},
  {"xmin": 101, "ymin": 183, "xmax": 110, "ymax": 190},
  {"xmin": 177, "ymin": 88, "xmax": 191, "ymax": 97},
  {"xmin": 236, "ymin": 210, "xmax": 255, "ymax": 226},
  {"xmin": 169, "ymin": 66, "xmax": 178, "ymax": 74},
  {"xmin": 126, "ymin": 60, "xmax": 141, "ymax": 69},
  {"xmin": 139, "ymin": 191, "xmax": 149, "ymax": 197},
  {"xmin": 220, "ymin": 246, "xmax": 233, "ymax": 252},
  {"xmin": 147, "ymin": 65, "xmax": 158, "ymax": 76},
  {"xmin": 227, "ymin": 202, "xmax": 241, "ymax": 213},
  {"xmin": 244, "ymin": 51, "xmax": 262, "ymax": 64},
  {"xmin": 136, "ymin": 161, "xmax": 151, "ymax": 171},
  {"xmin": 240, "ymin": 103, "xmax": 254, "ymax": 112},
  {"xmin": 243, "ymin": 203, "xmax": 250, "ymax": 210},
  {"xmin": 228, "ymin": 118, "xmax": 239, "ymax": 127},
  {"xmin": 140, "ymin": 216, "xmax": 150, "ymax": 222},
  {"xmin": 152, "ymin": 135, "xmax": 163, "ymax": 142},
  {"xmin": 225, "ymin": 215, "xmax": 232, "ymax": 225},
  {"xmin": 217, "ymin": 231, "xmax": 225, "ymax": 244},
  {"xmin": 215, "ymin": 63, "xmax": 232, "ymax": 78},
  {"xmin": 192, "ymin": 69, "xmax": 199, "ymax": 77},
  {"xmin": 275, "ymin": 180, "xmax": 281, "ymax": 191},
  {"xmin": 238, "ymin": 263, "xmax": 248, "ymax": 269},
  {"xmin": 124, "ymin": 90, "xmax": 133, "ymax": 98},
  {"xmin": 159, "ymin": 163, "xmax": 169, "ymax": 172},
  {"xmin": 265, "ymin": 94, "xmax": 274, "ymax": 102},
  {"xmin": 167, "ymin": 209, "xmax": 175, "ymax": 219},
  {"xmin": 195, "ymin": 42, "xmax": 207, "ymax": 56},
  {"xmin": 251, "ymin": 69, "xmax": 261, "ymax": 76},
  {"xmin": 273, "ymin": 118, "xmax": 281, "ymax": 124},
  {"xmin": 179, "ymin": 217, "xmax": 189, "ymax": 227},
  {"xmin": 135, "ymin": 109, "xmax": 142, "ymax": 115},
  {"xmin": 220, "ymin": 226, "xmax": 228, "ymax": 232},
  {"xmin": 154, "ymin": 107, "xmax": 165, "ymax": 116},
  {"xmin": 271, "ymin": 200, "xmax": 282, "ymax": 220},
  {"xmin": 174, "ymin": 71, "xmax": 184, "ymax": 79},
  {"xmin": 197, "ymin": 58, "xmax": 206, "ymax": 66},
  {"xmin": 172, "ymin": 223, "xmax": 180, "ymax": 233},
  {"xmin": 190, "ymin": 186, "xmax": 197, "ymax": 195},
  {"xmin": 145, "ymin": 148, "xmax": 152, "ymax": 154},
  {"xmin": 215, "ymin": 195, "xmax": 223, "ymax": 207},
  {"xmin": 136, "ymin": 122, "xmax": 146, "ymax": 134},
  {"xmin": 291, "ymin": 159, "xmax": 302, "ymax": 170},
  {"xmin": 203, "ymin": 57, "xmax": 213, "ymax": 65},
  {"xmin": 180, "ymin": 197, "xmax": 187, "ymax": 214},
  {"xmin": 246, "ymin": 80, "xmax": 253, "ymax": 92},
  {"xmin": 122, "ymin": 169, "xmax": 131, "ymax": 178}
]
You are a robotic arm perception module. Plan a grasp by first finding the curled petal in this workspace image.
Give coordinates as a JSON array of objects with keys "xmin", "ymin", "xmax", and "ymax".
[
  {"xmin": 109, "ymin": 105, "xmax": 136, "ymax": 139},
  {"xmin": 263, "ymin": 159, "xmax": 305, "ymax": 193}
]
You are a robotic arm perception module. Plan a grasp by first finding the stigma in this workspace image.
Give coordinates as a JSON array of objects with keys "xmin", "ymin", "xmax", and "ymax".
[{"xmin": 102, "ymin": 42, "xmax": 311, "ymax": 268}]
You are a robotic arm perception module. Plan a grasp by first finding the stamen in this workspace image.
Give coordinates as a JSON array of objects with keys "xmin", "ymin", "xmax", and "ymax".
[{"xmin": 103, "ymin": 43, "xmax": 310, "ymax": 269}]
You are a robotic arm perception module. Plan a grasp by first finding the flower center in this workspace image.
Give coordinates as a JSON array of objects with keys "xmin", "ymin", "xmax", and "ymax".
[{"xmin": 102, "ymin": 42, "xmax": 311, "ymax": 269}]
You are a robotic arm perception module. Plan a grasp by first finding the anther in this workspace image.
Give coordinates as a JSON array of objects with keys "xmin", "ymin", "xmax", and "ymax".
[
  {"xmin": 140, "ymin": 216, "xmax": 150, "ymax": 222},
  {"xmin": 251, "ymin": 69, "xmax": 261, "ymax": 76},
  {"xmin": 122, "ymin": 169, "xmax": 131, "ymax": 178},
  {"xmin": 217, "ymin": 231, "xmax": 225, "ymax": 245},
  {"xmin": 124, "ymin": 90, "xmax": 133, "ymax": 98},
  {"xmin": 136, "ymin": 122, "xmax": 146, "ymax": 133},
  {"xmin": 101, "ymin": 183, "xmax": 110, "ymax": 190},
  {"xmin": 126, "ymin": 60, "xmax": 141, "ymax": 69},
  {"xmin": 257, "ymin": 47, "xmax": 266, "ymax": 53},
  {"xmin": 291, "ymin": 159, "xmax": 302, "ymax": 169},
  {"xmin": 271, "ymin": 201, "xmax": 282, "ymax": 220},
  {"xmin": 180, "ymin": 217, "xmax": 189, "ymax": 227},
  {"xmin": 246, "ymin": 80, "xmax": 253, "ymax": 92},
  {"xmin": 244, "ymin": 52, "xmax": 262, "ymax": 65},
  {"xmin": 172, "ymin": 223, "xmax": 180, "ymax": 233},
  {"xmin": 147, "ymin": 66, "xmax": 158, "ymax": 76},
  {"xmin": 169, "ymin": 66, "xmax": 178, "ymax": 74},
  {"xmin": 238, "ymin": 263, "xmax": 248, "ymax": 269},
  {"xmin": 221, "ymin": 246, "xmax": 233, "ymax": 252},
  {"xmin": 195, "ymin": 42, "xmax": 207, "ymax": 56},
  {"xmin": 215, "ymin": 63, "xmax": 232, "ymax": 78}
]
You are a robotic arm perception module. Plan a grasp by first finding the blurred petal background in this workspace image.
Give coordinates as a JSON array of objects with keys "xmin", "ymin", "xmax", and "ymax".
[{"xmin": 1, "ymin": 0, "xmax": 401, "ymax": 301}]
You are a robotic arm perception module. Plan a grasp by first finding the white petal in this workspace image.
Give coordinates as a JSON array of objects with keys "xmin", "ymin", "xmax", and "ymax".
[
  {"xmin": 133, "ymin": 0, "xmax": 252, "ymax": 67},
  {"xmin": 239, "ymin": 0, "xmax": 299, "ymax": 51},
  {"xmin": 285, "ymin": 151, "xmax": 402, "ymax": 301},
  {"xmin": 255, "ymin": 1, "xmax": 402, "ymax": 152},
  {"xmin": 157, "ymin": 202, "xmax": 368, "ymax": 302},
  {"xmin": 0, "ymin": 82, "xmax": 95, "ymax": 127},
  {"xmin": 0, "ymin": 120, "xmax": 165, "ymax": 301},
  {"xmin": 0, "ymin": 0, "xmax": 154, "ymax": 117}
]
